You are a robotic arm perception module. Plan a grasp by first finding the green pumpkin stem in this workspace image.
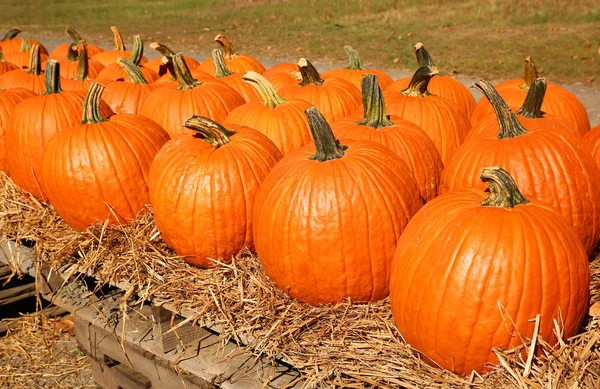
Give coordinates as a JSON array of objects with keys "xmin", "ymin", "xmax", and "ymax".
[
  {"xmin": 75, "ymin": 40, "xmax": 90, "ymax": 81},
  {"xmin": 129, "ymin": 35, "xmax": 144, "ymax": 66},
  {"xmin": 117, "ymin": 57, "xmax": 148, "ymax": 84},
  {"xmin": 81, "ymin": 82, "xmax": 107, "ymax": 124},
  {"xmin": 357, "ymin": 74, "xmax": 394, "ymax": 129},
  {"xmin": 110, "ymin": 26, "xmax": 126, "ymax": 51},
  {"xmin": 214, "ymin": 34, "xmax": 237, "ymax": 59},
  {"xmin": 66, "ymin": 26, "xmax": 83, "ymax": 44},
  {"xmin": 184, "ymin": 116, "xmax": 235, "ymax": 148},
  {"xmin": 43, "ymin": 60, "xmax": 63, "ymax": 95},
  {"xmin": 520, "ymin": 56, "xmax": 538, "ymax": 91},
  {"xmin": 401, "ymin": 66, "xmax": 438, "ymax": 97},
  {"xmin": 2, "ymin": 28, "xmax": 22, "ymax": 41},
  {"xmin": 480, "ymin": 167, "xmax": 529, "ymax": 208},
  {"xmin": 212, "ymin": 49, "xmax": 234, "ymax": 78},
  {"xmin": 20, "ymin": 37, "xmax": 31, "ymax": 52},
  {"xmin": 172, "ymin": 53, "xmax": 200, "ymax": 90},
  {"xmin": 414, "ymin": 42, "xmax": 436, "ymax": 68},
  {"xmin": 149, "ymin": 42, "xmax": 175, "ymax": 57},
  {"xmin": 26, "ymin": 43, "xmax": 42, "ymax": 76},
  {"xmin": 298, "ymin": 58, "xmax": 324, "ymax": 86},
  {"xmin": 242, "ymin": 71, "xmax": 286, "ymax": 108},
  {"xmin": 516, "ymin": 78, "xmax": 546, "ymax": 119},
  {"xmin": 344, "ymin": 46, "xmax": 364, "ymax": 70},
  {"xmin": 306, "ymin": 106, "xmax": 347, "ymax": 161},
  {"xmin": 472, "ymin": 79, "xmax": 528, "ymax": 139}
]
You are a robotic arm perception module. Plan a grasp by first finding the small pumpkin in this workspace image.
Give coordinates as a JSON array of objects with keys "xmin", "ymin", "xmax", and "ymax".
[
  {"xmin": 95, "ymin": 35, "xmax": 158, "ymax": 84},
  {"xmin": 0, "ymin": 28, "xmax": 48, "ymax": 55},
  {"xmin": 91, "ymin": 26, "xmax": 147, "ymax": 67},
  {"xmin": 60, "ymin": 40, "xmax": 99, "ymax": 93},
  {"xmin": 49, "ymin": 26, "xmax": 104, "ymax": 59},
  {"xmin": 262, "ymin": 62, "xmax": 301, "ymax": 91},
  {"xmin": 322, "ymin": 46, "xmax": 393, "ymax": 91},
  {"xmin": 198, "ymin": 34, "xmax": 266, "ymax": 76},
  {"xmin": 0, "ymin": 47, "xmax": 18, "ymax": 76},
  {"xmin": 0, "ymin": 43, "xmax": 46, "ymax": 94},
  {"xmin": 56, "ymin": 40, "xmax": 104, "ymax": 80},
  {"xmin": 3, "ymin": 38, "xmax": 49, "ymax": 70},
  {"xmin": 210, "ymin": 49, "xmax": 261, "ymax": 103},
  {"xmin": 0, "ymin": 87, "xmax": 36, "ymax": 173}
]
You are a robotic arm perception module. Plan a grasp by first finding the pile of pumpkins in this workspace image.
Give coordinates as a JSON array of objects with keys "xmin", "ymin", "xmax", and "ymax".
[{"xmin": 1, "ymin": 26, "xmax": 598, "ymax": 375}]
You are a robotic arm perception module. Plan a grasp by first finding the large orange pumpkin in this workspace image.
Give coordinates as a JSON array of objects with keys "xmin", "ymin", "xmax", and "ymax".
[
  {"xmin": 198, "ymin": 34, "xmax": 265, "ymax": 76},
  {"xmin": 3, "ymin": 38, "xmax": 49, "ymax": 70},
  {"xmin": 6, "ymin": 61, "xmax": 113, "ymax": 199},
  {"xmin": 322, "ymin": 46, "xmax": 393, "ymax": 91},
  {"xmin": 0, "ymin": 47, "xmax": 18, "ymax": 76},
  {"xmin": 332, "ymin": 74, "xmax": 443, "ymax": 202},
  {"xmin": 95, "ymin": 35, "xmax": 158, "ymax": 84},
  {"xmin": 211, "ymin": 49, "xmax": 261, "ymax": 103},
  {"xmin": 441, "ymin": 80, "xmax": 600, "ymax": 255},
  {"xmin": 41, "ymin": 82, "xmax": 169, "ymax": 231},
  {"xmin": 60, "ymin": 41, "xmax": 98, "ymax": 93},
  {"xmin": 0, "ymin": 43, "xmax": 46, "ymax": 94},
  {"xmin": 224, "ymin": 71, "xmax": 312, "ymax": 155},
  {"xmin": 49, "ymin": 26, "xmax": 104, "ymax": 59},
  {"xmin": 254, "ymin": 106, "xmax": 423, "ymax": 306},
  {"xmin": 0, "ymin": 88, "xmax": 36, "ymax": 173},
  {"xmin": 149, "ymin": 116, "xmax": 282, "ymax": 268},
  {"xmin": 582, "ymin": 124, "xmax": 600, "ymax": 169},
  {"xmin": 390, "ymin": 166, "xmax": 589, "ymax": 375},
  {"xmin": 56, "ymin": 40, "xmax": 104, "ymax": 80},
  {"xmin": 0, "ymin": 28, "xmax": 48, "ymax": 56}
]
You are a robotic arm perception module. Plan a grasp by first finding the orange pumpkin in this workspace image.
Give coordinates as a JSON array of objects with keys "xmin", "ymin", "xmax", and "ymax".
[
  {"xmin": 56, "ymin": 40, "xmax": 104, "ymax": 80},
  {"xmin": 210, "ymin": 49, "xmax": 261, "ymax": 103},
  {"xmin": 60, "ymin": 41, "xmax": 98, "ymax": 93},
  {"xmin": 0, "ymin": 88, "xmax": 36, "ymax": 173},
  {"xmin": 198, "ymin": 34, "xmax": 265, "ymax": 76},
  {"xmin": 145, "ymin": 42, "xmax": 200, "ymax": 77},
  {"xmin": 0, "ymin": 47, "xmax": 18, "ymax": 75},
  {"xmin": 91, "ymin": 26, "xmax": 147, "ymax": 67},
  {"xmin": 49, "ymin": 26, "xmax": 104, "ymax": 59},
  {"xmin": 0, "ymin": 43, "xmax": 46, "ymax": 94},
  {"xmin": 95, "ymin": 35, "xmax": 158, "ymax": 84},
  {"xmin": 582, "ymin": 124, "xmax": 600, "ymax": 169},
  {"xmin": 322, "ymin": 46, "xmax": 393, "ymax": 91},
  {"xmin": 3, "ymin": 38, "xmax": 48, "ymax": 70},
  {"xmin": 262, "ymin": 62, "xmax": 300, "ymax": 91},
  {"xmin": 0, "ymin": 28, "xmax": 48, "ymax": 55}
]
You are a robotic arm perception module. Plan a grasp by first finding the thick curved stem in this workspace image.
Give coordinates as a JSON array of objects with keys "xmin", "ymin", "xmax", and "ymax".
[
  {"xmin": 26, "ymin": 43, "xmax": 42, "ymax": 76},
  {"xmin": 357, "ymin": 74, "xmax": 394, "ymax": 129},
  {"xmin": 117, "ymin": 57, "xmax": 149, "ymax": 84},
  {"xmin": 480, "ymin": 166, "xmax": 529, "ymax": 208},
  {"xmin": 111, "ymin": 26, "xmax": 126, "ymax": 51},
  {"xmin": 212, "ymin": 49, "xmax": 234, "ymax": 78},
  {"xmin": 214, "ymin": 34, "xmax": 237, "ymax": 59},
  {"xmin": 472, "ymin": 79, "xmax": 528, "ymax": 139},
  {"xmin": 344, "ymin": 46, "xmax": 364, "ymax": 70},
  {"xmin": 129, "ymin": 35, "xmax": 144, "ymax": 66},
  {"xmin": 401, "ymin": 66, "xmax": 438, "ymax": 97},
  {"xmin": 149, "ymin": 42, "xmax": 175, "ymax": 57},
  {"xmin": 242, "ymin": 71, "xmax": 286, "ymax": 107},
  {"xmin": 520, "ymin": 56, "xmax": 538, "ymax": 91},
  {"xmin": 516, "ymin": 78, "xmax": 546, "ymax": 119},
  {"xmin": 172, "ymin": 53, "xmax": 200, "ymax": 90},
  {"xmin": 184, "ymin": 116, "xmax": 235, "ymax": 148},
  {"xmin": 43, "ymin": 60, "xmax": 63, "ymax": 95},
  {"xmin": 66, "ymin": 26, "xmax": 83, "ymax": 43},
  {"xmin": 2, "ymin": 28, "xmax": 22, "ymax": 41},
  {"xmin": 20, "ymin": 37, "xmax": 31, "ymax": 52},
  {"xmin": 81, "ymin": 82, "xmax": 107, "ymax": 124},
  {"xmin": 306, "ymin": 106, "xmax": 347, "ymax": 161},
  {"xmin": 298, "ymin": 58, "xmax": 324, "ymax": 86},
  {"xmin": 414, "ymin": 42, "xmax": 435, "ymax": 68},
  {"xmin": 75, "ymin": 40, "xmax": 90, "ymax": 81}
]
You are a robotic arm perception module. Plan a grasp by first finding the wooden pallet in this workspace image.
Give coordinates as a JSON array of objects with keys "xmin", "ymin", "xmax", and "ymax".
[{"xmin": 0, "ymin": 241, "xmax": 304, "ymax": 388}]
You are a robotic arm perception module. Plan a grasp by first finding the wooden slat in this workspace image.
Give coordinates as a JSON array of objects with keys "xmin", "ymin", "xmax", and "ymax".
[{"xmin": 0, "ymin": 282, "xmax": 36, "ymax": 305}]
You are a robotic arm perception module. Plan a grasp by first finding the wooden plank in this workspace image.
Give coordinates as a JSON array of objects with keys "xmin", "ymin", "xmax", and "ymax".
[
  {"xmin": 151, "ymin": 304, "xmax": 203, "ymax": 354},
  {"xmin": 0, "ymin": 282, "xmax": 36, "ymax": 305}
]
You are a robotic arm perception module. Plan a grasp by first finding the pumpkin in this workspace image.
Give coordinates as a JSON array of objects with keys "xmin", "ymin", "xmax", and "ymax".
[
  {"xmin": 332, "ymin": 74, "xmax": 443, "ymax": 202},
  {"xmin": 153, "ymin": 53, "xmax": 214, "ymax": 84},
  {"xmin": 0, "ymin": 47, "xmax": 18, "ymax": 75},
  {"xmin": 465, "ymin": 77, "xmax": 580, "ymax": 141},
  {"xmin": 49, "ymin": 26, "xmax": 104, "ymax": 59},
  {"xmin": 262, "ymin": 62, "xmax": 300, "ymax": 91},
  {"xmin": 41, "ymin": 82, "xmax": 169, "ymax": 231},
  {"xmin": 0, "ymin": 88, "xmax": 36, "ymax": 173},
  {"xmin": 470, "ymin": 57, "xmax": 590, "ymax": 134},
  {"xmin": 582, "ymin": 124, "xmax": 600, "ymax": 169},
  {"xmin": 3, "ymin": 38, "xmax": 48, "ymax": 70},
  {"xmin": 60, "ymin": 40, "xmax": 98, "ymax": 93},
  {"xmin": 440, "ymin": 79, "xmax": 600, "ymax": 255},
  {"xmin": 56, "ymin": 40, "xmax": 104, "ymax": 80},
  {"xmin": 322, "ymin": 46, "xmax": 393, "ymax": 90},
  {"xmin": 198, "ymin": 34, "xmax": 266, "ymax": 76},
  {"xmin": 6, "ymin": 61, "xmax": 113, "ymax": 199},
  {"xmin": 149, "ymin": 116, "xmax": 282, "ymax": 268},
  {"xmin": 225, "ymin": 71, "xmax": 313, "ymax": 155},
  {"xmin": 386, "ymin": 42, "xmax": 476, "ymax": 116},
  {"xmin": 145, "ymin": 42, "xmax": 200, "ymax": 76},
  {"xmin": 139, "ymin": 53, "xmax": 245, "ymax": 138},
  {"xmin": 95, "ymin": 35, "xmax": 158, "ymax": 84},
  {"xmin": 91, "ymin": 26, "xmax": 147, "ymax": 67},
  {"xmin": 210, "ymin": 49, "xmax": 261, "ymax": 103},
  {"xmin": 279, "ymin": 58, "xmax": 361, "ymax": 124},
  {"xmin": 390, "ymin": 166, "xmax": 589, "ymax": 375},
  {"xmin": 254, "ymin": 106, "xmax": 423, "ymax": 305},
  {"xmin": 0, "ymin": 28, "xmax": 48, "ymax": 55},
  {"xmin": 0, "ymin": 43, "xmax": 46, "ymax": 94},
  {"xmin": 382, "ymin": 66, "xmax": 471, "ymax": 164}
]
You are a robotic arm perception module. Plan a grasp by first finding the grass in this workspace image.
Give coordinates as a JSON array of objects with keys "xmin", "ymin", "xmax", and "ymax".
[{"xmin": 0, "ymin": 0, "xmax": 598, "ymax": 84}]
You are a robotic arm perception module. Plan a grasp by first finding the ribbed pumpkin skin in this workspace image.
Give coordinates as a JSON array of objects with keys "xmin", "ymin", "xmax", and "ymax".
[
  {"xmin": 4, "ymin": 51, "xmax": 49, "ymax": 70},
  {"xmin": 149, "ymin": 125, "xmax": 282, "ymax": 268},
  {"xmin": 582, "ymin": 124, "xmax": 600, "ymax": 168},
  {"xmin": 0, "ymin": 61, "xmax": 18, "ymax": 75},
  {"xmin": 216, "ymin": 73, "xmax": 262, "ymax": 103},
  {"xmin": 41, "ymin": 115, "xmax": 169, "ymax": 231},
  {"xmin": 0, "ymin": 88, "xmax": 36, "ymax": 172},
  {"xmin": 225, "ymin": 100, "xmax": 313, "ymax": 155},
  {"xmin": 0, "ymin": 69, "xmax": 46, "ymax": 94},
  {"xmin": 440, "ymin": 131, "xmax": 600, "ymax": 254},
  {"xmin": 91, "ymin": 51, "xmax": 148, "ymax": 67},
  {"xmin": 332, "ymin": 115, "xmax": 442, "ymax": 202},
  {"xmin": 57, "ymin": 57, "xmax": 104, "ymax": 80},
  {"xmin": 322, "ymin": 68, "xmax": 393, "ymax": 91},
  {"xmin": 387, "ymin": 76, "xmax": 476, "ymax": 116},
  {"xmin": 390, "ymin": 187, "xmax": 589, "ymax": 375},
  {"xmin": 198, "ymin": 54, "xmax": 265, "ymax": 76},
  {"xmin": 138, "ymin": 80, "xmax": 245, "ymax": 138},
  {"xmin": 0, "ymin": 38, "xmax": 48, "ymax": 56},
  {"xmin": 254, "ymin": 140, "xmax": 423, "ymax": 306},
  {"xmin": 6, "ymin": 92, "xmax": 113, "ymax": 199},
  {"xmin": 279, "ymin": 78, "xmax": 361, "ymax": 124},
  {"xmin": 383, "ymin": 90, "xmax": 470, "ymax": 164},
  {"xmin": 470, "ymin": 80, "xmax": 590, "ymax": 135},
  {"xmin": 262, "ymin": 63, "xmax": 300, "ymax": 91},
  {"xmin": 102, "ymin": 82, "xmax": 163, "ymax": 115},
  {"xmin": 95, "ymin": 64, "xmax": 159, "ymax": 84},
  {"xmin": 50, "ymin": 43, "xmax": 103, "ymax": 59}
]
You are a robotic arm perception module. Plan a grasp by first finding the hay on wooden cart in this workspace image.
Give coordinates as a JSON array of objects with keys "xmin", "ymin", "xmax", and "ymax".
[{"xmin": 1, "ymin": 173, "xmax": 599, "ymax": 388}]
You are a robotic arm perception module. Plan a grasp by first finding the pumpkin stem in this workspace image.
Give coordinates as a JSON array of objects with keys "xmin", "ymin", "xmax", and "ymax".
[
  {"xmin": 150, "ymin": 42, "xmax": 175, "ymax": 78},
  {"xmin": 306, "ymin": 106, "xmax": 347, "ymax": 161},
  {"xmin": 110, "ymin": 26, "xmax": 126, "ymax": 51},
  {"xmin": 214, "ymin": 34, "xmax": 237, "ymax": 59},
  {"xmin": 472, "ymin": 79, "xmax": 528, "ymax": 139},
  {"xmin": 172, "ymin": 53, "xmax": 200, "ymax": 90},
  {"xmin": 212, "ymin": 49, "xmax": 234, "ymax": 78},
  {"xmin": 117, "ymin": 57, "xmax": 148, "ymax": 84},
  {"xmin": 26, "ymin": 42, "xmax": 42, "ymax": 76},
  {"xmin": 66, "ymin": 26, "xmax": 84, "ymax": 44},
  {"xmin": 128, "ymin": 35, "xmax": 144, "ymax": 66},
  {"xmin": 401, "ymin": 66, "xmax": 438, "ymax": 97},
  {"xmin": 0, "ymin": 47, "xmax": 6, "ymax": 62},
  {"xmin": 480, "ymin": 166, "xmax": 529, "ymax": 208},
  {"xmin": 149, "ymin": 42, "xmax": 175, "ymax": 57},
  {"xmin": 159, "ymin": 55, "xmax": 176, "ymax": 80},
  {"xmin": 66, "ymin": 43, "xmax": 78, "ymax": 61},
  {"xmin": 75, "ymin": 40, "xmax": 90, "ymax": 81},
  {"xmin": 20, "ymin": 37, "xmax": 31, "ymax": 52},
  {"xmin": 520, "ymin": 56, "xmax": 538, "ymax": 91},
  {"xmin": 357, "ymin": 74, "xmax": 394, "ymax": 129},
  {"xmin": 298, "ymin": 58, "xmax": 324, "ymax": 86},
  {"xmin": 414, "ymin": 42, "xmax": 436, "ymax": 68},
  {"xmin": 242, "ymin": 71, "xmax": 286, "ymax": 108},
  {"xmin": 184, "ymin": 116, "xmax": 235, "ymax": 148},
  {"xmin": 344, "ymin": 46, "xmax": 364, "ymax": 70},
  {"xmin": 43, "ymin": 60, "xmax": 63, "ymax": 95},
  {"xmin": 81, "ymin": 82, "xmax": 108, "ymax": 124},
  {"xmin": 2, "ymin": 28, "xmax": 22, "ymax": 41},
  {"xmin": 516, "ymin": 78, "xmax": 546, "ymax": 119}
]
